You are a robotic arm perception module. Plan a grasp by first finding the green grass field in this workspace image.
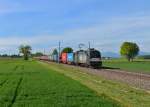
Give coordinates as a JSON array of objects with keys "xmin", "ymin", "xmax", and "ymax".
[
  {"xmin": 0, "ymin": 59, "xmax": 120, "ymax": 107},
  {"xmin": 103, "ymin": 59, "xmax": 150, "ymax": 74},
  {"xmin": 40, "ymin": 61, "xmax": 150, "ymax": 107}
]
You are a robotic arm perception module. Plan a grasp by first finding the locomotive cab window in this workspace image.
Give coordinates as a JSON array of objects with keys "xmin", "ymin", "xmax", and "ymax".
[{"xmin": 90, "ymin": 51, "xmax": 100, "ymax": 58}]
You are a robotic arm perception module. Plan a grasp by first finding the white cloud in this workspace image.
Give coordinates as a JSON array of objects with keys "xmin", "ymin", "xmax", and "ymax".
[
  {"xmin": 0, "ymin": 14, "xmax": 150, "ymax": 54},
  {"xmin": 61, "ymin": 15, "xmax": 150, "ymax": 52},
  {"xmin": 0, "ymin": 35, "xmax": 61, "ymax": 46}
]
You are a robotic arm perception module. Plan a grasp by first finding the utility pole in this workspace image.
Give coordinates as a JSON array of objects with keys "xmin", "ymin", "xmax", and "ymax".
[
  {"xmin": 58, "ymin": 41, "xmax": 61, "ymax": 63},
  {"xmin": 44, "ymin": 49, "xmax": 45, "ymax": 55},
  {"xmin": 88, "ymin": 42, "xmax": 91, "ymax": 49}
]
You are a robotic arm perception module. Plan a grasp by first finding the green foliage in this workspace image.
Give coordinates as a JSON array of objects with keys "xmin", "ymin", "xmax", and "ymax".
[
  {"xmin": 120, "ymin": 42, "xmax": 139, "ymax": 61},
  {"xmin": 103, "ymin": 59, "xmax": 150, "ymax": 74},
  {"xmin": 11, "ymin": 54, "xmax": 21, "ymax": 58},
  {"xmin": 19, "ymin": 45, "xmax": 32, "ymax": 60},
  {"xmin": 0, "ymin": 54, "xmax": 9, "ymax": 57},
  {"xmin": 32, "ymin": 52, "xmax": 43, "ymax": 57},
  {"xmin": 44, "ymin": 61, "xmax": 150, "ymax": 107},
  {"xmin": 138, "ymin": 55, "xmax": 150, "ymax": 59},
  {"xmin": 52, "ymin": 49, "xmax": 58, "ymax": 55},
  {"xmin": 61, "ymin": 47, "xmax": 73, "ymax": 53}
]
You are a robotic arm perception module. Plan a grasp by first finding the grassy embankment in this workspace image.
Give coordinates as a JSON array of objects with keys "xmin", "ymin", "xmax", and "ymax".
[
  {"xmin": 0, "ymin": 59, "xmax": 120, "ymax": 107},
  {"xmin": 40, "ymin": 61, "xmax": 150, "ymax": 107}
]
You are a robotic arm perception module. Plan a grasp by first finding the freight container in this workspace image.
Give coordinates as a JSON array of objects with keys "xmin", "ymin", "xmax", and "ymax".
[
  {"xmin": 74, "ymin": 52, "xmax": 78, "ymax": 64},
  {"xmin": 40, "ymin": 56, "xmax": 49, "ymax": 60},
  {"xmin": 61, "ymin": 53, "xmax": 67, "ymax": 64},
  {"xmin": 67, "ymin": 53, "xmax": 74, "ymax": 64},
  {"xmin": 53, "ymin": 54, "xmax": 58, "ymax": 62},
  {"xmin": 48, "ymin": 54, "xmax": 53, "ymax": 61}
]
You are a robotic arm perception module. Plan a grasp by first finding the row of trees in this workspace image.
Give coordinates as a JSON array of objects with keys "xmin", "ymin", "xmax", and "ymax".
[
  {"xmin": 18, "ymin": 42, "xmax": 140, "ymax": 62},
  {"xmin": 18, "ymin": 45, "xmax": 73, "ymax": 60},
  {"xmin": 0, "ymin": 54, "xmax": 21, "ymax": 58}
]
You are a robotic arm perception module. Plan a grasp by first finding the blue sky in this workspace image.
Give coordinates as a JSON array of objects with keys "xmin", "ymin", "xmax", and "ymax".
[{"xmin": 0, "ymin": 0, "xmax": 150, "ymax": 54}]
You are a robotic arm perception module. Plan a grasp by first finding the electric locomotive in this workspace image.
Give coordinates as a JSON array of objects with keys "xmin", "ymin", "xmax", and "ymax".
[
  {"xmin": 88, "ymin": 48, "xmax": 102, "ymax": 68},
  {"xmin": 75, "ymin": 48, "xmax": 102, "ymax": 68}
]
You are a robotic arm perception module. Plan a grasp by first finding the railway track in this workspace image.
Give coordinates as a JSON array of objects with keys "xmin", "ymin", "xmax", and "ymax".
[
  {"xmin": 84, "ymin": 67, "xmax": 150, "ymax": 91},
  {"xmin": 42, "ymin": 60, "xmax": 150, "ymax": 91}
]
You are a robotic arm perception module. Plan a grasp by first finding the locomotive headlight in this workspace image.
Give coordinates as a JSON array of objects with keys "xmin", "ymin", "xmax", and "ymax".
[{"xmin": 90, "ymin": 58, "xmax": 101, "ymax": 62}]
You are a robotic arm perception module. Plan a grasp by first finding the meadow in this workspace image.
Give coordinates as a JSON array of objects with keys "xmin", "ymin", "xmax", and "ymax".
[
  {"xmin": 0, "ymin": 59, "xmax": 120, "ymax": 107},
  {"xmin": 41, "ymin": 61, "xmax": 150, "ymax": 107},
  {"xmin": 103, "ymin": 58, "xmax": 150, "ymax": 74}
]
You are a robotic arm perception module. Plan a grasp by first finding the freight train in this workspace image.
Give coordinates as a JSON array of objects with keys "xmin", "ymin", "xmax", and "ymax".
[{"xmin": 40, "ymin": 48, "xmax": 102, "ymax": 68}]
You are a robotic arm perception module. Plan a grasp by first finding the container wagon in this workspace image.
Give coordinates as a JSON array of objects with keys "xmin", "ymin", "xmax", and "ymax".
[
  {"xmin": 67, "ymin": 53, "xmax": 74, "ymax": 64},
  {"xmin": 40, "ymin": 55, "xmax": 49, "ymax": 61},
  {"xmin": 48, "ymin": 54, "xmax": 53, "ymax": 61},
  {"xmin": 53, "ymin": 54, "xmax": 58, "ymax": 62},
  {"xmin": 61, "ymin": 53, "xmax": 67, "ymax": 64}
]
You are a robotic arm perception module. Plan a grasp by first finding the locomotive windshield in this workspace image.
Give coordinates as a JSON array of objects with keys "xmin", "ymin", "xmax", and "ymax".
[{"xmin": 90, "ymin": 51, "xmax": 101, "ymax": 58}]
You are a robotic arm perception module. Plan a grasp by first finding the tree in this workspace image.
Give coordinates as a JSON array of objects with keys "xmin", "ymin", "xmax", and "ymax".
[
  {"xmin": 120, "ymin": 42, "xmax": 139, "ymax": 61},
  {"xmin": 11, "ymin": 54, "xmax": 21, "ymax": 58},
  {"xmin": 32, "ymin": 52, "xmax": 43, "ymax": 57},
  {"xmin": 52, "ymin": 49, "xmax": 58, "ymax": 55},
  {"xmin": 19, "ymin": 45, "xmax": 32, "ymax": 60},
  {"xmin": 61, "ymin": 47, "xmax": 73, "ymax": 53}
]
